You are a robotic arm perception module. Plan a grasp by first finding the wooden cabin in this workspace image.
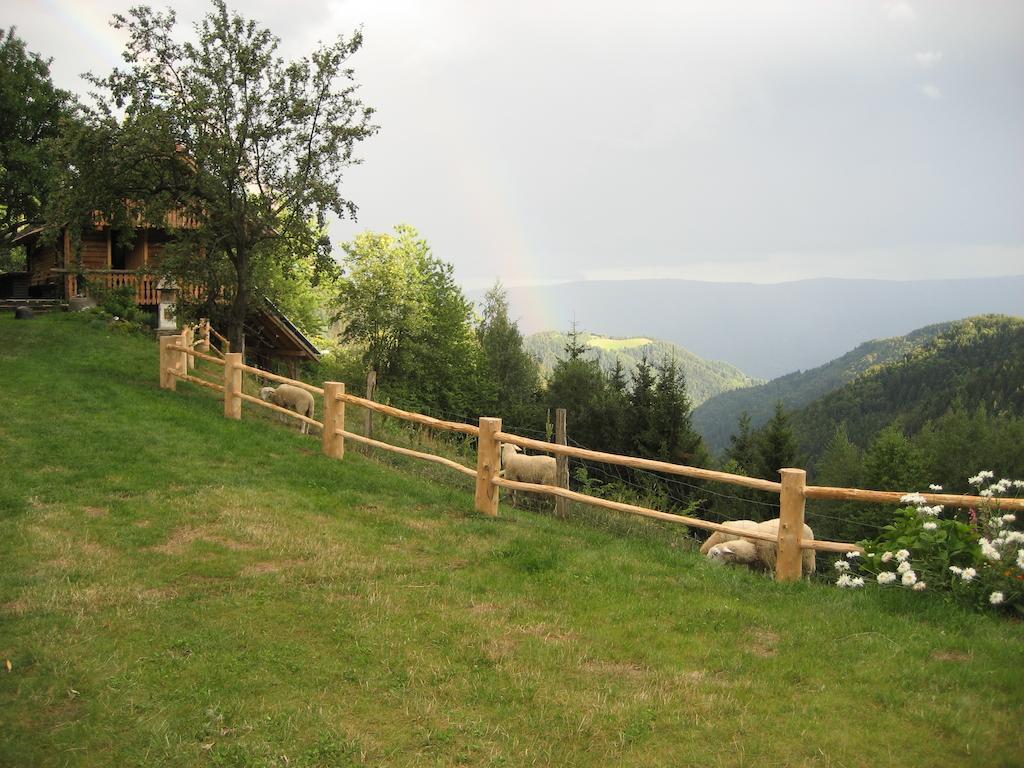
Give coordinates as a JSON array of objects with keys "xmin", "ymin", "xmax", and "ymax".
[
  {"xmin": 9, "ymin": 219, "xmax": 320, "ymax": 367},
  {"xmin": 11, "ymin": 213, "xmax": 194, "ymax": 305}
]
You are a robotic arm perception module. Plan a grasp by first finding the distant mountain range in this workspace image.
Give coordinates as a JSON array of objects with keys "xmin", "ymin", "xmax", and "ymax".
[
  {"xmin": 524, "ymin": 331, "xmax": 760, "ymax": 407},
  {"xmin": 692, "ymin": 321, "xmax": 952, "ymax": 453},
  {"xmin": 496, "ymin": 276, "xmax": 1024, "ymax": 379}
]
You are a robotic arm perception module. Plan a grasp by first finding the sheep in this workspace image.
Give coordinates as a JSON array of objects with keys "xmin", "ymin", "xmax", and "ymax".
[
  {"xmin": 703, "ymin": 517, "xmax": 816, "ymax": 575},
  {"xmin": 751, "ymin": 518, "xmax": 816, "ymax": 575},
  {"xmin": 259, "ymin": 384, "xmax": 315, "ymax": 434},
  {"xmin": 699, "ymin": 519, "xmax": 760, "ymax": 555},
  {"xmin": 499, "ymin": 443, "xmax": 557, "ymax": 505},
  {"xmin": 707, "ymin": 539, "xmax": 763, "ymax": 569}
]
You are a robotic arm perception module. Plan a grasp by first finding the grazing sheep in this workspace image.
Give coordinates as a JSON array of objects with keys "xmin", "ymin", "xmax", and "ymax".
[
  {"xmin": 500, "ymin": 443, "xmax": 557, "ymax": 505},
  {"xmin": 703, "ymin": 517, "xmax": 816, "ymax": 575},
  {"xmin": 699, "ymin": 519, "xmax": 759, "ymax": 555},
  {"xmin": 259, "ymin": 384, "xmax": 315, "ymax": 434},
  {"xmin": 707, "ymin": 539, "xmax": 763, "ymax": 569}
]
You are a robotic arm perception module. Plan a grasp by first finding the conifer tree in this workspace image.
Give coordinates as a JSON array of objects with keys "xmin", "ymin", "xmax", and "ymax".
[{"xmin": 755, "ymin": 401, "xmax": 800, "ymax": 479}]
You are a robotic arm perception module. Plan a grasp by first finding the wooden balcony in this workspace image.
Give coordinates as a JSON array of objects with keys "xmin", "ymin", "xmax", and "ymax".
[{"xmin": 63, "ymin": 270, "xmax": 162, "ymax": 305}]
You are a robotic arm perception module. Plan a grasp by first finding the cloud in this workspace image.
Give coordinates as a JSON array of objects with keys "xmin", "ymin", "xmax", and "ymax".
[
  {"xmin": 885, "ymin": 2, "xmax": 917, "ymax": 23},
  {"xmin": 920, "ymin": 83, "xmax": 943, "ymax": 100},
  {"xmin": 914, "ymin": 51, "xmax": 943, "ymax": 69}
]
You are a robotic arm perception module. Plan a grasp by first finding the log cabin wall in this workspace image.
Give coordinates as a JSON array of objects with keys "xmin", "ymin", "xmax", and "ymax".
[{"xmin": 79, "ymin": 230, "xmax": 109, "ymax": 270}]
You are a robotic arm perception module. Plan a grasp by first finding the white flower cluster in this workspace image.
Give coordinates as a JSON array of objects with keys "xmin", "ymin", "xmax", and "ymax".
[
  {"xmin": 834, "ymin": 560, "xmax": 851, "ymax": 572},
  {"xmin": 900, "ymin": 490, "xmax": 943, "ymax": 519},
  {"xmin": 836, "ymin": 573, "xmax": 865, "ymax": 588},
  {"xmin": 968, "ymin": 470, "xmax": 995, "ymax": 486},
  {"xmin": 990, "ymin": 592, "xmax": 1005, "ymax": 605},
  {"xmin": 949, "ymin": 566, "xmax": 977, "ymax": 582},
  {"xmin": 871, "ymin": 551, "xmax": 922, "ymax": 590}
]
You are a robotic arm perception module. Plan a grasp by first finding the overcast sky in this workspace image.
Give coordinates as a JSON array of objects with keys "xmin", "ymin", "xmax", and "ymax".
[{"xmin": 9, "ymin": 0, "xmax": 1024, "ymax": 289}]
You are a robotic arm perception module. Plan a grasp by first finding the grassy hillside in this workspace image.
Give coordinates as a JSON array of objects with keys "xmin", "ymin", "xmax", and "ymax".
[
  {"xmin": 525, "ymin": 330, "xmax": 760, "ymax": 407},
  {"xmin": 2, "ymin": 313, "xmax": 1024, "ymax": 767},
  {"xmin": 693, "ymin": 321, "xmax": 951, "ymax": 454},
  {"xmin": 788, "ymin": 314, "xmax": 1024, "ymax": 459}
]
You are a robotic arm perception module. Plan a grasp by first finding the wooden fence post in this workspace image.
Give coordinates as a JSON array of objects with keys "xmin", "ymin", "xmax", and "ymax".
[
  {"xmin": 198, "ymin": 319, "xmax": 211, "ymax": 353},
  {"xmin": 776, "ymin": 468, "xmax": 807, "ymax": 582},
  {"xmin": 555, "ymin": 408, "xmax": 569, "ymax": 518},
  {"xmin": 223, "ymin": 352, "xmax": 243, "ymax": 420},
  {"xmin": 475, "ymin": 417, "xmax": 501, "ymax": 517},
  {"xmin": 322, "ymin": 382, "xmax": 346, "ymax": 460},
  {"xmin": 182, "ymin": 325, "xmax": 195, "ymax": 370},
  {"xmin": 364, "ymin": 370, "xmax": 377, "ymax": 440},
  {"xmin": 159, "ymin": 335, "xmax": 177, "ymax": 390}
]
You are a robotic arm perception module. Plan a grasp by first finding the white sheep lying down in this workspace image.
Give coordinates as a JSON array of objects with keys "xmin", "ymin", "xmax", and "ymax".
[
  {"xmin": 704, "ymin": 517, "xmax": 816, "ymax": 575},
  {"xmin": 500, "ymin": 443, "xmax": 557, "ymax": 504},
  {"xmin": 259, "ymin": 384, "xmax": 315, "ymax": 434}
]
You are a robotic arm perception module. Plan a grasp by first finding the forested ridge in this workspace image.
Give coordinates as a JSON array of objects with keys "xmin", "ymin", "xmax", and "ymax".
[
  {"xmin": 692, "ymin": 321, "xmax": 951, "ymax": 453},
  {"xmin": 788, "ymin": 314, "xmax": 1024, "ymax": 461},
  {"xmin": 524, "ymin": 331, "xmax": 759, "ymax": 407}
]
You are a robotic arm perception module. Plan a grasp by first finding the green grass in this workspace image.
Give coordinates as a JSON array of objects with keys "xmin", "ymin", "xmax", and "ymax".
[{"xmin": 2, "ymin": 313, "xmax": 1023, "ymax": 767}]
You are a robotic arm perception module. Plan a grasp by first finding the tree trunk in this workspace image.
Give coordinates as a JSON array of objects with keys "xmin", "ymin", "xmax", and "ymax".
[{"xmin": 228, "ymin": 249, "xmax": 249, "ymax": 356}]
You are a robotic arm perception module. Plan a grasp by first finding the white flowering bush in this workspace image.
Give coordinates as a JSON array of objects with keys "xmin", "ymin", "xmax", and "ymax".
[{"xmin": 836, "ymin": 473, "xmax": 1024, "ymax": 615}]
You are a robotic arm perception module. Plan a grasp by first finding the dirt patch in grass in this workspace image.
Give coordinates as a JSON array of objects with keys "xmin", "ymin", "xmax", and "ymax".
[
  {"xmin": 931, "ymin": 650, "xmax": 972, "ymax": 662},
  {"xmin": 137, "ymin": 587, "xmax": 178, "ymax": 603},
  {"xmin": 241, "ymin": 560, "xmax": 302, "ymax": 577},
  {"xmin": 580, "ymin": 659, "xmax": 649, "ymax": 678},
  {"xmin": 1, "ymin": 598, "xmax": 31, "ymax": 617},
  {"xmin": 745, "ymin": 627, "xmax": 780, "ymax": 657},
  {"xmin": 153, "ymin": 525, "xmax": 254, "ymax": 555},
  {"xmin": 514, "ymin": 622, "xmax": 577, "ymax": 644},
  {"xmin": 484, "ymin": 635, "xmax": 519, "ymax": 661},
  {"xmin": 82, "ymin": 506, "xmax": 108, "ymax": 518}
]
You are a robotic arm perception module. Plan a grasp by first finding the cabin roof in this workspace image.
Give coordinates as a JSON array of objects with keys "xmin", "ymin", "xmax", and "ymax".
[{"xmin": 246, "ymin": 297, "xmax": 321, "ymax": 363}]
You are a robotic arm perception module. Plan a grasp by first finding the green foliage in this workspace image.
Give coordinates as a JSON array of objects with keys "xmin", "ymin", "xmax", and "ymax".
[
  {"xmin": 863, "ymin": 426, "xmax": 927, "ymax": 491},
  {"xmin": 336, "ymin": 225, "xmax": 485, "ymax": 418},
  {"xmin": 0, "ymin": 27, "xmax": 72, "ymax": 256},
  {"xmin": 725, "ymin": 411, "xmax": 756, "ymax": 474},
  {"xmin": 475, "ymin": 282, "xmax": 542, "ymax": 430},
  {"xmin": 525, "ymin": 329, "xmax": 758, "ymax": 408},
  {"xmin": 845, "ymin": 478, "xmax": 1024, "ymax": 616},
  {"xmin": 753, "ymin": 401, "xmax": 800, "ymax": 479},
  {"xmin": 51, "ymin": 1, "xmax": 377, "ymax": 350}
]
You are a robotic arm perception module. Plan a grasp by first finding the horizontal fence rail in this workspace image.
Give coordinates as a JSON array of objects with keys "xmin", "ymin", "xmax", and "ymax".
[
  {"xmin": 494, "ymin": 431, "xmax": 783, "ymax": 494},
  {"xmin": 805, "ymin": 485, "xmax": 1024, "ymax": 511},
  {"xmin": 158, "ymin": 330, "xmax": 1023, "ymax": 582},
  {"xmin": 335, "ymin": 392, "xmax": 480, "ymax": 437},
  {"xmin": 340, "ymin": 430, "xmax": 477, "ymax": 478},
  {"xmin": 237, "ymin": 391, "xmax": 324, "ymax": 430},
  {"xmin": 490, "ymin": 476, "xmax": 860, "ymax": 554}
]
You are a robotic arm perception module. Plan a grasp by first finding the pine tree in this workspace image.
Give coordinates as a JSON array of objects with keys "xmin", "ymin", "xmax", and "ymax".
[
  {"xmin": 652, "ymin": 357, "xmax": 705, "ymax": 465},
  {"xmin": 477, "ymin": 281, "xmax": 541, "ymax": 428},
  {"xmin": 726, "ymin": 411, "xmax": 756, "ymax": 473},
  {"xmin": 755, "ymin": 401, "xmax": 800, "ymax": 479}
]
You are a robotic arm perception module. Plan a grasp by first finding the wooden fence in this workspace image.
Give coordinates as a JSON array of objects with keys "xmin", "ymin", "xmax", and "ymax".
[{"xmin": 159, "ymin": 332, "xmax": 1024, "ymax": 582}]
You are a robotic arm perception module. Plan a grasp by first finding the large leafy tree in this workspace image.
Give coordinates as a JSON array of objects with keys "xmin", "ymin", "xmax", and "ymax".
[
  {"xmin": 0, "ymin": 28, "xmax": 72, "ymax": 267},
  {"xmin": 64, "ymin": 1, "xmax": 377, "ymax": 350},
  {"xmin": 336, "ymin": 225, "xmax": 485, "ymax": 416}
]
